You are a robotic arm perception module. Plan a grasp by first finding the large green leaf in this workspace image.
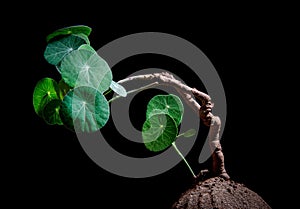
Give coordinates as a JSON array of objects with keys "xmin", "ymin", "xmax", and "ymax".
[
  {"xmin": 142, "ymin": 114, "xmax": 178, "ymax": 152},
  {"xmin": 59, "ymin": 86, "xmax": 110, "ymax": 133},
  {"xmin": 42, "ymin": 99, "xmax": 63, "ymax": 125},
  {"xmin": 146, "ymin": 94, "xmax": 184, "ymax": 126},
  {"xmin": 46, "ymin": 25, "xmax": 92, "ymax": 43},
  {"xmin": 60, "ymin": 48, "xmax": 112, "ymax": 92},
  {"xmin": 33, "ymin": 77, "xmax": 59, "ymax": 117},
  {"xmin": 44, "ymin": 34, "xmax": 87, "ymax": 66}
]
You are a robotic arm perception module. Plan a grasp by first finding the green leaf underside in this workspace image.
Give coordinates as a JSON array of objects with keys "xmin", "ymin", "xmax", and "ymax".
[
  {"xmin": 60, "ymin": 48, "xmax": 112, "ymax": 92},
  {"xmin": 60, "ymin": 86, "xmax": 110, "ymax": 133},
  {"xmin": 46, "ymin": 25, "xmax": 92, "ymax": 43},
  {"xmin": 42, "ymin": 99, "xmax": 63, "ymax": 125},
  {"xmin": 146, "ymin": 94, "xmax": 184, "ymax": 126},
  {"xmin": 110, "ymin": 81, "xmax": 127, "ymax": 97},
  {"xmin": 44, "ymin": 34, "xmax": 87, "ymax": 66},
  {"xmin": 142, "ymin": 114, "xmax": 178, "ymax": 152},
  {"xmin": 33, "ymin": 77, "xmax": 59, "ymax": 117}
]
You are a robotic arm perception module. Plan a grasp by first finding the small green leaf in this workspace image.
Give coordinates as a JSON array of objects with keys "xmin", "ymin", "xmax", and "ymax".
[
  {"xmin": 44, "ymin": 34, "xmax": 87, "ymax": 66},
  {"xmin": 110, "ymin": 81, "xmax": 127, "ymax": 97},
  {"xmin": 42, "ymin": 99, "xmax": 63, "ymax": 125},
  {"xmin": 60, "ymin": 48, "xmax": 113, "ymax": 92},
  {"xmin": 181, "ymin": 129, "xmax": 197, "ymax": 138},
  {"xmin": 59, "ymin": 86, "xmax": 110, "ymax": 133},
  {"xmin": 46, "ymin": 25, "xmax": 92, "ymax": 43},
  {"xmin": 142, "ymin": 114, "xmax": 178, "ymax": 152},
  {"xmin": 33, "ymin": 77, "xmax": 59, "ymax": 117},
  {"xmin": 146, "ymin": 94, "xmax": 184, "ymax": 126}
]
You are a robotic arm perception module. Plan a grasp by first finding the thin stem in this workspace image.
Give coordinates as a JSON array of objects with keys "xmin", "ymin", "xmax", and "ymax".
[
  {"xmin": 172, "ymin": 142, "xmax": 196, "ymax": 178},
  {"xmin": 104, "ymin": 89, "xmax": 112, "ymax": 96},
  {"xmin": 108, "ymin": 82, "xmax": 159, "ymax": 103},
  {"xmin": 176, "ymin": 133, "xmax": 185, "ymax": 138}
]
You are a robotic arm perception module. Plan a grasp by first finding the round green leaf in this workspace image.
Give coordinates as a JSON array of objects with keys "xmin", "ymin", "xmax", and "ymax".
[
  {"xmin": 33, "ymin": 77, "xmax": 59, "ymax": 117},
  {"xmin": 60, "ymin": 48, "xmax": 113, "ymax": 92},
  {"xmin": 42, "ymin": 99, "xmax": 63, "ymax": 125},
  {"xmin": 59, "ymin": 86, "xmax": 110, "ymax": 133},
  {"xmin": 146, "ymin": 94, "xmax": 184, "ymax": 126},
  {"xmin": 44, "ymin": 34, "xmax": 87, "ymax": 66},
  {"xmin": 110, "ymin": 81, "xmax": 127, "ymax": 97},
  {"xmin": 46, "ymin": 25, "xmax": 92, "ymax": 42},
  {"xmin": 142, "ymin": 114, "xmax": 178, "ymax": 152}
]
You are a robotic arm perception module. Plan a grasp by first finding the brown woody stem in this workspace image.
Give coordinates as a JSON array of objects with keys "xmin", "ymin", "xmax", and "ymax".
[{"xmin": 118, "ymin": 72, "xmax": 230, "ymax": 179}]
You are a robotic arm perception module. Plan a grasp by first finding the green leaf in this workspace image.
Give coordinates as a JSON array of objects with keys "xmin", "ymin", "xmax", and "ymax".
[
  {"xmin": 146, "ymin": 94, "xmax": 184, "ymax": 126},
  {"xmin": 60, "ymin": 48, "xmax": 113, "ymax": 92},
  {"xmin": 42, "ymin": 99, "xmax": 63, "ymax": 125},
  {"xmin": 78, "ymin": 44, "xmax": 96, "ymax": 53},
  {"xmin": 58, "ymin": 79, "xmax": 71, "ymax": 100},
  {"xmin": 110, "ymin": 81, "xmax": 127, "ymax": 97},
  {"xmin": 44, "ymin": 34, "xmax": 87, "ymax": 66},
  {"xmin": 33, "ymin": 77, "xmax": 59, "ymax": 117},
  {"xmin": 142, "ymin": 114, "xmax": 178, "ymax": 152},
  {"xmin": 73, "ymin": 33, "xmax": 90, "ymax": 45},
  {"xmin": 46, "ymin": 25, "xmax": 92, "ymax": 43},
  {"xmin": 59, "ymin": 86, "xmax": 110, "ymax": 133},
  {"xmin": 181, "ymin": 129, "xmax": 197, "ymax": 138}
]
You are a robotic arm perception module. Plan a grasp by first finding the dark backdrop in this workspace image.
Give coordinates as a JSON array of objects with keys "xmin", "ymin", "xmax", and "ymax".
[{"xmin": 11, "ymin": 11, "xmax": 289, "ymax": 209}]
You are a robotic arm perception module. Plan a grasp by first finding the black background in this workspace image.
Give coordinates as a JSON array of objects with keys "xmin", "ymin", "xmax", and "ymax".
[{"xmin": 8, "ymin": 9, "xmax": 294, "ymax": 209}]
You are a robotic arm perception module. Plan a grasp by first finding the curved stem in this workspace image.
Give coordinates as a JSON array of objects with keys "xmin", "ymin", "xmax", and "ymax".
[
  {"xmin": 172, "ymin": 142, "xmax": 196, "ymax": 178},
  {"xmin": 103, "ymin": 89, "xmax": 112, "ymax": 96}
]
